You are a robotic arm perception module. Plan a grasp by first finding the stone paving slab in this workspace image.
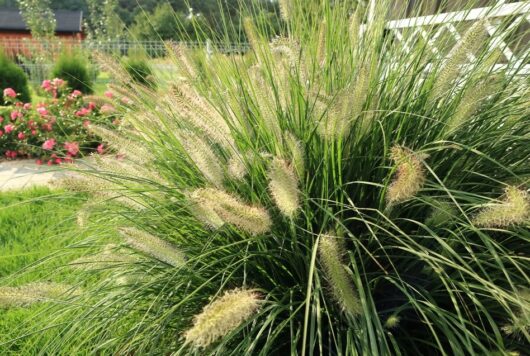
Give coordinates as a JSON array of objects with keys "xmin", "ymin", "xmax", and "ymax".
[{"xmin": 0, "ymin": 160, "xmax": 66, "ymax": 191}]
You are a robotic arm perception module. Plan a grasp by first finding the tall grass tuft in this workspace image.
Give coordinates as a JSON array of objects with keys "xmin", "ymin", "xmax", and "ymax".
[{"xmin": 14, "ymin": 1, "xmax": 530, "ymax": 354}]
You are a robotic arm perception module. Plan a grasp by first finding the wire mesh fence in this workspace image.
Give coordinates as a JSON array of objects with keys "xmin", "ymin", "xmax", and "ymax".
[{"xmin": 0, "ymin": 39, "xmax": 250, "ymax": 59}]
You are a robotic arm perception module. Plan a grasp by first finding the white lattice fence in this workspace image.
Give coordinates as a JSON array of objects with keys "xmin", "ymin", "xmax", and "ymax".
[{"xmin": 385, "ymin": 1, "xmax": 530, "ymax": 74}]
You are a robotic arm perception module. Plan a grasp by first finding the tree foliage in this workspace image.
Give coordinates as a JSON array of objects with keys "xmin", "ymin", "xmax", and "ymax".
[
  {"xmin": 16, "ymin": 0, "xmax": 56, "ymax": 38},
  {"xmin": 85, "ymin": 0, "xmax": 124, "ymax": 40}
]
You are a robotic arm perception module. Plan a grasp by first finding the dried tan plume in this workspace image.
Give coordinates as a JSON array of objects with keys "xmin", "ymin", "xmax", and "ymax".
[
  {"xmin": 318, "ymin": 64, "xmax": 370, "ymax": 140},
  {"xmin": 444, "ymin": 79, "xmax": 495, "ymax": 136},
  {"xmin": 169, "ymin": 83, "xmax": 234, "ymax": 148}
]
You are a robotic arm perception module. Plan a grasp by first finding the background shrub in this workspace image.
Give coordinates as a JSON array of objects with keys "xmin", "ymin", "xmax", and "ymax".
[
  {"xmin": 52, "ymin": 51, "xmax": 93, "ymax": 94},
  {"xmin": 0, "ymin": 52, "xmax": 30, "ymax": 105},
  {"xmin": 122, "ymin": 55, "xmax": 156, "ymax": 88}
]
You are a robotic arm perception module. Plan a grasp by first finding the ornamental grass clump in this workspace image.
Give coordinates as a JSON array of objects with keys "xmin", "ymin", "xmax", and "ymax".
[{"xmin": 15, "ymin": 1, "xmax": 530, "ymax": 354}]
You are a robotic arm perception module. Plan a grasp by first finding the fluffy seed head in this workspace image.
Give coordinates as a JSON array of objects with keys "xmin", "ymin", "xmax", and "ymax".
[
  {"xmin": 444, "ymin": 80, "xmax": 493, "ymax": 136},
  {"xmin": 168, "ymin": 42, "xmax": 197, "ymax": 79},
  {"xmin": 268, "ymin": 157, "xmax": 300, "ymax": 218},
  {"xmin": 188, "ymin": 190, "xmax": 225, "ymax": 229},
  {"xmin": 318, "ymin": 65, "xmax": 370, "ymax": 140},
  {"xmin": 119, "ymin": 227, "xmax": 186, "ymax": 267},
  {"xmin": 170, "ymin": 83, "xmax": 234, "ymax": 148},
  {"xmin": 243, "ymin": 17, "xmax": 261, "ymax": 53},
  {"xmin": 316, "ymin": 19, "xmax": 327, "ymax": 66},
  {"xmin": 429, "ymin": 20, "xmax": 486, "ymax": 102},
  {"xmin": 184, "ymin": 288, "xmax": 261, "ymax": 348},
  {"xmin": 190, "ymin": 188, "xmax": 272, "ymax": 235},
  {"xmin": 179, "ymin": 131, "xmax": 224, "ymax": 187},
  {"xmin": 349, "ymin": 10, "xmax": 361, "ymax": 45},
  {"xmin": 89, "ymin": 125, "xmax": 151, "ymax": 164},
  {"xmin": 473, "ymin": 186, "xmax": 529, "ymax": 227},
  {"xmin": 227, "ymin": 154, "xmax": 247, "ymax": 180},
  {"xmin": 0, "ymin": 283, "xmax": 76, "ymax": 308},
  {"xmin": 319, "ymin": 233, "xmax": 362, "ymax": 315},
  {"xmin": 55, "ymin": 175, "xmax": 146, "ymax": 211},
  {"xmin": 387, "ymin": 146, "xmax": 425, "ymax": 205},
  {"xmin": 278, "ymin": 0, "xmax": 291, "ymax": 21},
  {"xmin": 284, "ymin": 132, "xmax": 305, "ymax": 179},
  {"xmin": 249, "ymin": 67, "xmax": 282, "ymax": 141},
  {"xmin": 385, "ymin": 314, "xmax": 401, "ymax": 329}
]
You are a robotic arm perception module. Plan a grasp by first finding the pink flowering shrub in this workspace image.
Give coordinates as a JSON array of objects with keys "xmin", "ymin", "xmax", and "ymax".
[{"xmin": 0, "ymin": 81, "xmax": 120, "ymax": 165}]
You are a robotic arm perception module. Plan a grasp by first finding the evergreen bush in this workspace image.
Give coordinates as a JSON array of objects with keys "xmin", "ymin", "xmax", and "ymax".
[
  {"xmin": 51, "ymin": 51, "xmax": 93, "ymax": 94},
  {"xmin": 0, "ymin": 52, "xmax": 31, "ymax": 105},
  {"xmin": 122, "ymin": 55, "xmax": 156, "ymax": 88}
]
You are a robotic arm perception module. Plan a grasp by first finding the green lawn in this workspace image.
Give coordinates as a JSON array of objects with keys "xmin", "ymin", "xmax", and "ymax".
[{"xmin": 0, "ymin": 188, "xmax": 86, "ymax": 353}]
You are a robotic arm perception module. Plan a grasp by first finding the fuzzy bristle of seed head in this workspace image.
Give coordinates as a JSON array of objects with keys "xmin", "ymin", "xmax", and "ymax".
[
  {"xmin": 444, "ymin": 79, "xmax": 495, "ymax": 136},
  {"xmin": 0, "ymin": 282, "xmax": 77, "ymax": 308},
  {"xmin": 190, "ymin": 188, "xmax": 271, "ymax": 235},
  {"xmin": 386, "ymin": 146, "xmax": 425, "ymax": 205},
  {"xmin": 284, "ymin": 132, "xmax": 305, "ymax": 179},
  {"xmin": 278, "ymin": 0, "xmax": 291, "ymax": 21},
  {"xmin": 429, "ymin": 20, "xmax": 486, "ymax": 102},
  {"xmin": 243, "ymin": 17, "xmax": 261, "ymax": 53},
  {"xmin": 184, "ymin": 288, "xmax": 261, "ymax": 348},
  {"xmin": 319, "ymin": 233, "xmax": 362, "ymax": 315},
  {"xmin": 227, "ymin": 154, "xmax": 247, "ymax": 180},
  {"xmin": 88, "ymin": 125, "xmax": 151, "ymax": 164},
  {"xmin": 169, "ymin": 83, "xmax": 234, "ymax": 148},
  {"xmin": 119, "ymin": 227, "xmax": 185, "ymax": 267},
  {"xmin": 473, "ymin": 186, "xmax": 529, "ymax": 228},
  {"xmin": 268, "ymin": 157, "xmax": 300, "ymax": 218},
  {"xmin": 179, "ymin": 131, "xmax": 224, "ymax": 187},
  {"xmin": 317, "ymin": 64, "xmax": 370, "ymax": 141},
  {"xmin": 187, "ymin": 190, "xmax": 226, "ymax": 229},
  {"xmin": 385, "ymin": 314, "xmax": 401, "ymax": 329}
]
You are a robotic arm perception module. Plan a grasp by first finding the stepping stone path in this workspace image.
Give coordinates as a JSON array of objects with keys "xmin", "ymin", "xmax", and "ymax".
[{"xmin": 0, "ymin": 160, "xmax": 66, "ymax": 191}]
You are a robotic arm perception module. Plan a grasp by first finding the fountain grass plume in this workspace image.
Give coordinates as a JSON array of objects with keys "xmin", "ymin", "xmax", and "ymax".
[
  {"xmin": 189, "ymin": 188, "xmax": 272, "ymax": 235},
  {"xmin": 429, "ymin": 19, "xmax": 487, "ymax": 103},
  {"xmin": 387, "ymin": 146, "xmax": 426, "ymax": 205},
  {"xmin": 473, "ymin": 186, "xmax": 529, "ymax": 227},
  {"xmin": 319, "ymin": 233, "xmax": 362, "ymax": 315},
  {"xmin": 179, "ymin": 131, "xmax": 225, "ymax": 187},
  {"xmin": 0, "ymin": 283, "xmax": 76, "ymax": 308},
  {"xmin": 119, "ymin": 227, "xmax": 186, "ymax": 267},
  {"xmin": 268, "ymin": 157, "xmax": 300, "ymax": 218},
  {"xmin": 184, "ymin": 288, "xmax": 261, "ymax": 348}
]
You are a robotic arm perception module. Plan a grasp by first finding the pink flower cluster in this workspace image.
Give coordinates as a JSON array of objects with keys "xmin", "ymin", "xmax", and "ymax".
[
  {"xmin": 41, "ymin": 78, "xmax": 66, "ymax": 98},
  {"xmin": 1, "ymin": 82, "xmax": 119, "ymax": 165},
  {"xmin": 3, "ymin": 88, "xmax": 16, "ymax": 98}
]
